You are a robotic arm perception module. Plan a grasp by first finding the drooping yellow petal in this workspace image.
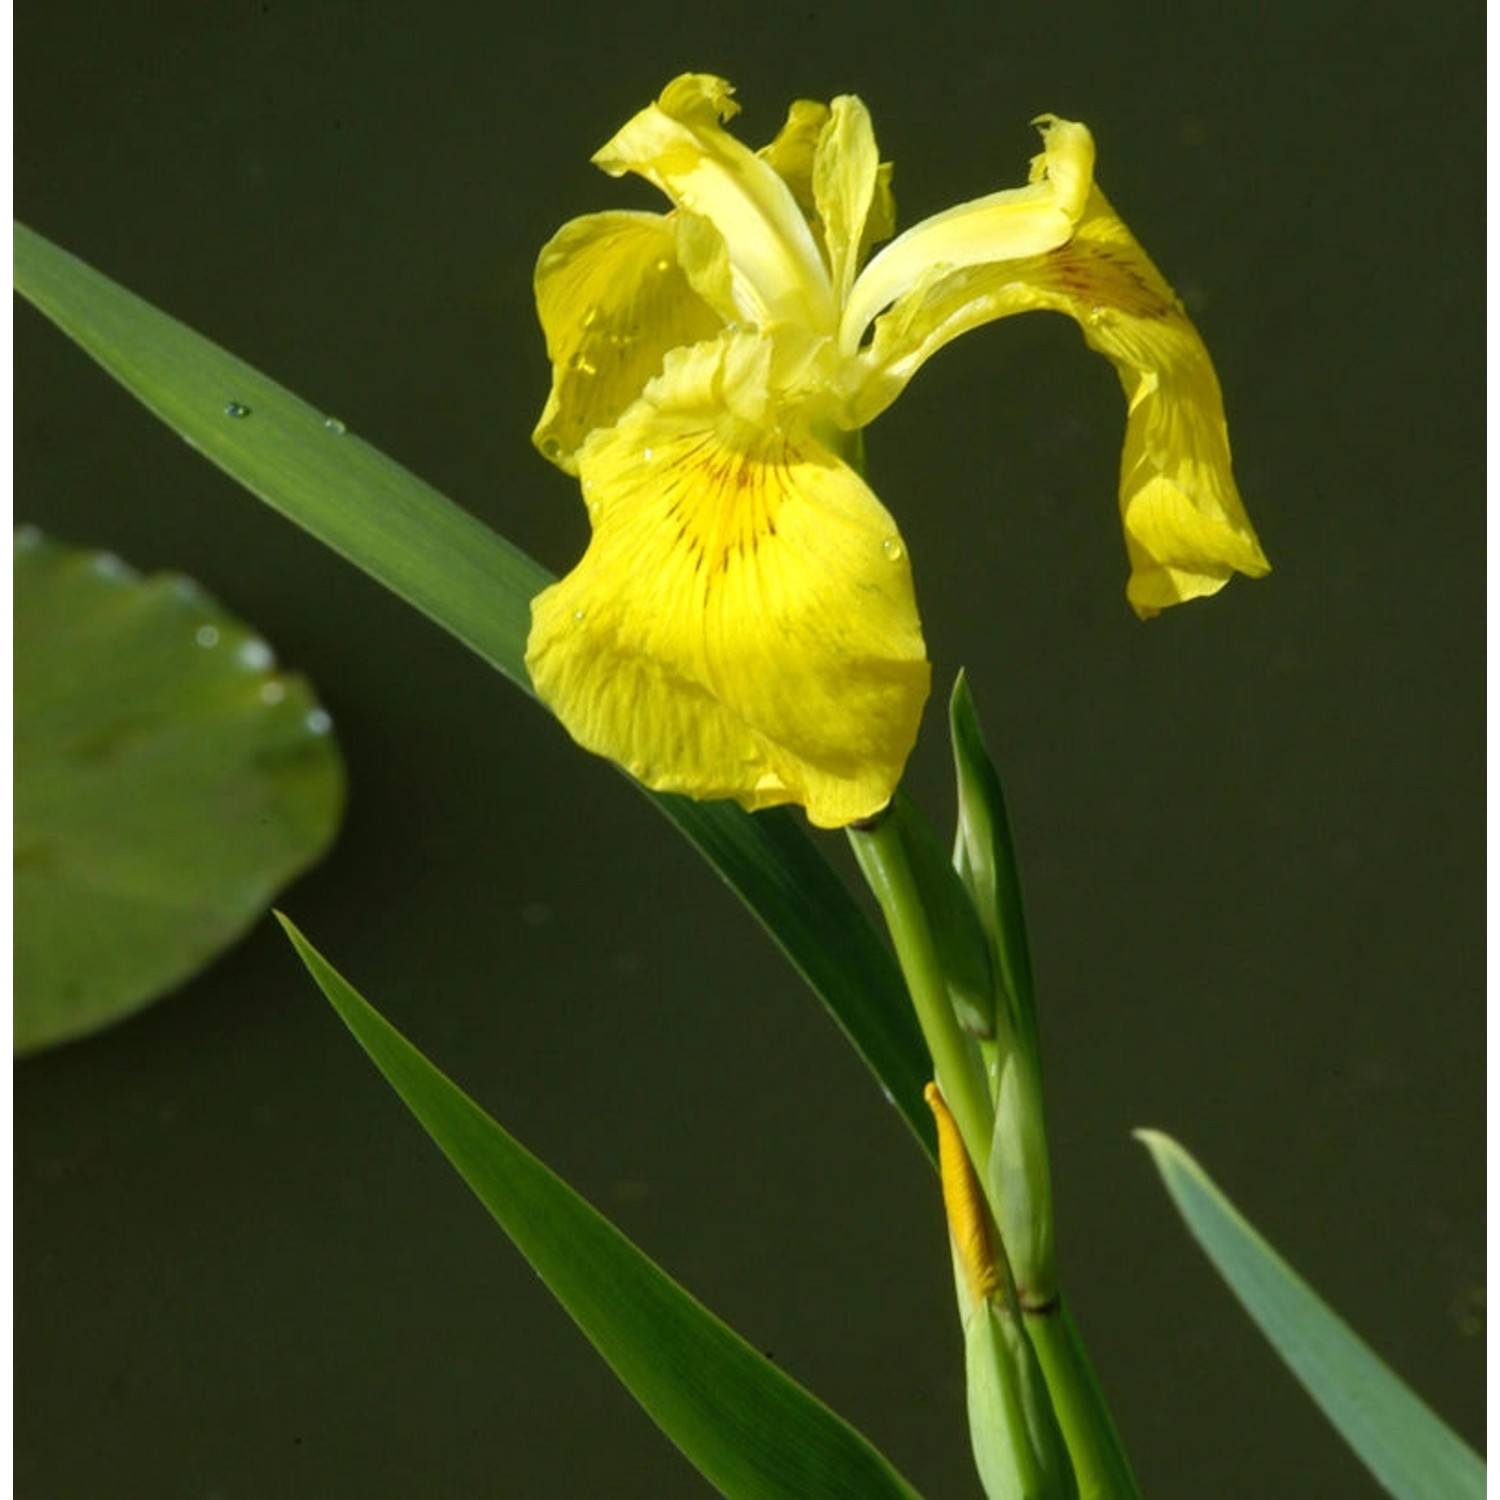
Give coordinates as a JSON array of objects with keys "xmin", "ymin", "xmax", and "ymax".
[
  {"xmin": 532, "ymin": 211, "xmax": 721, "ymax": 473},
  {"xmin": 1065, "ymin": 191, "xmax": 1270, "ymax": 613},
  {"xmin": 525, "ymin": 332, "xmax": 930, "ymax": 828},
  {"xmin": 848, "ymin": 178, "xmax": 1269, "ymax": 613},
  {"xmin": 592, "ymin": 73, "xmax": 836, "ymax": 333},
  {"xmin": 839, "ymin": 115, "xmax": 1094, "ymax": 358}
]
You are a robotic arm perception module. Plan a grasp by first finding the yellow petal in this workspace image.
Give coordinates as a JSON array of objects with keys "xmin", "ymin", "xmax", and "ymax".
[
  {"xmin": 592, "ymin": 74, "xmax": 836, "ymax": 332},
  {"xmin": 840, "ymin": 116, "xmax": 1094, "ymax": 356},
  {"xmin": 532, "ymin": 211, "xmax": 721, "ymax": 473},
  {"xmin": 525, "ymin": 333, "xmax": 930, "ymax": 828},
  {"xmin": 849, "ymin": 176, "xmax": 1269, "ymax": 613},
  {"xmin": 812, "ymin": 95, "xmax": 881, "ymax": 304},
  {"xmin": 757, "ymin": 97, "xmax": 830, "ymax": 220},
  {"xmin": 1063, "ymin": 191, "xmax": 1271, "ymax": 614},
  {"xmin": 761, "ymin": 98, "xmax": 897, "ymax": 280}
]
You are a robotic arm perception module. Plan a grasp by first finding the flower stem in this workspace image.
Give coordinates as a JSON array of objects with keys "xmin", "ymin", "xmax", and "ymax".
[
  {"xmin": 847, "ymin": 810, "xmax": 993, "ymax": 1176},
  {"xmin": 1025, "ymin": 1301, "xmax": 1142, "ymax": 1500}
]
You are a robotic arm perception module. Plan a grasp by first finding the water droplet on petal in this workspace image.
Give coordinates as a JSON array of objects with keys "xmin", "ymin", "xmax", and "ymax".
[
  {"xmin": 654, "ymin": 257, "xmax": 672, "ymax": 273},
  {"xmin": 581, "ymin": 305, "xmax": 601, "ymax": 328},
  {"xmin": 224, "ymin": 400, "xmax": 252, "ymax": 419},
  {"xmin": 195, "ymin": 625, "xmax": 221, "ymax": 648},
  {"xmin": 541, "ymin": 436, "xmax": 565, "ymax": 462},
  {"xmin": 642, "ymin": 447, "xmax": 655, "ymax": 462},
  {"xmin": 323, "ymin": 416, "xmax": 347, "ymax": 435},
  {"xmin": 572, "ymin": 609, "xmax": 586, "ymax": 623},
  {"xmin": 259, "ymin": 680, "xmax": 287, "ymax": 705},
  {"xmin": 882, "ymin": 536, "xmax": 905, "ymax": 562}
]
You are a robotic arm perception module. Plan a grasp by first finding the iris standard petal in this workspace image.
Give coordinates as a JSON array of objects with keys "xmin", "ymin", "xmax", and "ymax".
[
  {"xmin": 761, "ymin": 98, "xmax": 897, "ymax": 278},
  {"xmin": 525, "ymin": 333, "xmax": 930, "ymax": 828},
  {"xmin": 812, "ymin": 95, "xmax": 881, "ymax": 305},
  {"xmin": 591, "ymin": 73, "xmax": 836, "ymax": 333},
  {"xmin": 532, "ymin": 211, "xmax": 721, "ymax": 473},
  {"xmin": 758, "ymin": 97, "xmax": 829, "ymax": 219}
]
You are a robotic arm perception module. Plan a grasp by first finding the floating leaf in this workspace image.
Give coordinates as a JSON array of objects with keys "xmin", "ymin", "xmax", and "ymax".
[{"xmin": 15, "ymin": 529, "xmax": 344, "ymax": 1052}]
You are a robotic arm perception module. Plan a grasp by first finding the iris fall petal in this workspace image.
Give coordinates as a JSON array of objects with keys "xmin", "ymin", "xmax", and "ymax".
[{"xmin": 526, "ymin": 334, "xmax": 929, "ymax": 828}]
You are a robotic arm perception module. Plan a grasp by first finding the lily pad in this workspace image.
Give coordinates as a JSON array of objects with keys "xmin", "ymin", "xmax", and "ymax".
[{"xmin": 14, "ymin": 528, "xmax": 345, "ymax": 1053}]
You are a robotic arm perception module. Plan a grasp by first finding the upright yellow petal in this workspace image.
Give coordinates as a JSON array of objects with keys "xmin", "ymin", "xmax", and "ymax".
[
  {"xmin": 532, "ymin": 211, "xmax": 721, "ymax": 472},
  {"xmin": 759, "ymin": 97, "xmax": 897, "ymax": 273},
  {"xmin": 592, "ymin": 73, "xmax": 836, "ymax": 333},
  {"xmin": 757, "ymin": 97, "xmax": 829, "ymax": 221},
  {"xmin": 526, "ymin": 333, "xmax": 930, "ymax": 828},
  {"xmin": 812, "ymin": 95, "xmax": 881, "ymax": 305}
]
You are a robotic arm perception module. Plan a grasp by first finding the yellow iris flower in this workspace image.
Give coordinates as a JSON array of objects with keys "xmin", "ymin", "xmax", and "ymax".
[{"xmin": 525, "ymin": 74, "xmax": 1269, "ymax": 829}]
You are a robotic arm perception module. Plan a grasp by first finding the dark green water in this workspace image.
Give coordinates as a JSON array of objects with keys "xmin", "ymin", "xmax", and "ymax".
[{"xmin": 16, "ymin": 2, "xmax": 1482, "ymax": 1495}]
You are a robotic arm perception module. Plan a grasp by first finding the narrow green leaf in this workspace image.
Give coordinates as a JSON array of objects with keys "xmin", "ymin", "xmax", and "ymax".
[
  {"xmin": 1138, "ymin": 1130, "xmax": 1484, "ymax": 1500},
  {"xmin": 278, "ymin": 915, "xmax": 923, "ymax": 1500},
  {"xmin": 15, "ymin": 530, "xmax": 343, "ymax": 1052},
  {"xmin": 950, "ymin": 672, "xmax": 1036, "ymax": 1052},
  {"xmin": 14, "ymin": 220, "xmax": 933, "ymax": 1157}
]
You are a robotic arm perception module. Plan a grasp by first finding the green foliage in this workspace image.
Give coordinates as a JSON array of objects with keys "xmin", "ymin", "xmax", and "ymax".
[
  {"xmin": 278, "ymin": 915, "xmax": 923, "ymax": 1500},
  {"xmin": 14, "ymin": 530, "xmax": 344, "ymax": 1052},
  {"xmin": 13, "ymin": 220, "xmax": 934, "ymax": 1157},
  {"xmin": 1139, "ymin": 1131, "xmax": 1485, "ymax": 1500}
]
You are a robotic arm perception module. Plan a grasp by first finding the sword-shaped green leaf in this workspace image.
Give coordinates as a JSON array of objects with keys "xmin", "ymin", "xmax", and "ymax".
[
  {"xmin": 279, "ymin": 915, "xmax": 923, "ymax": 1499},
  {"xmin": 1138, "ymin": 1131, "xmax": 1484, "ymax": 1500}
]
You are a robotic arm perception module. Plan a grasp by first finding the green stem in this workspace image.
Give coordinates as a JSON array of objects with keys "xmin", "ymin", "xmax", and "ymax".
[
  {"xmin": 1025, "ymin": 1301, "xmax": 1142, "ymax": 1500},
  {"xmin": 847, "ymin": 813, "xmax": 992, "ymax": 1176}
]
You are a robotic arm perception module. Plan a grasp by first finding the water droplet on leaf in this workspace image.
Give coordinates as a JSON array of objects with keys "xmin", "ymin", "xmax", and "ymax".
[
  {"xmin": 223, "ymin": 401, "xmax": 252, "ymax": 419},
  {"xmin": 237, "ymin": 639, "xmax": 274, "ymax": 670},
  {"xmin": 91, "ymin": 552, "xmax": 133, "ymax": 580},
  {"xmin": 195, "ymin": 625, "xmax": 221, "ymax": 649},
  {"xmin": 323, "ymin": 416, "xmax": 347, "ymax": 435}
]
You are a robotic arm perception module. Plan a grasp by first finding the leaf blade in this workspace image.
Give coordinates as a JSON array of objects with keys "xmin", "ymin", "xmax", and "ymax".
[
  {"xmin": 14, "ymin": 220, "xmax": 934, "ymax": 1156},
  {"xmin": 279, "ymin": 915, "xmax": 923, "ymax": 1500},
  {"xmin": 1138, "ymin": 1130, "xmax": 1484, "ymax": 1500}
]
